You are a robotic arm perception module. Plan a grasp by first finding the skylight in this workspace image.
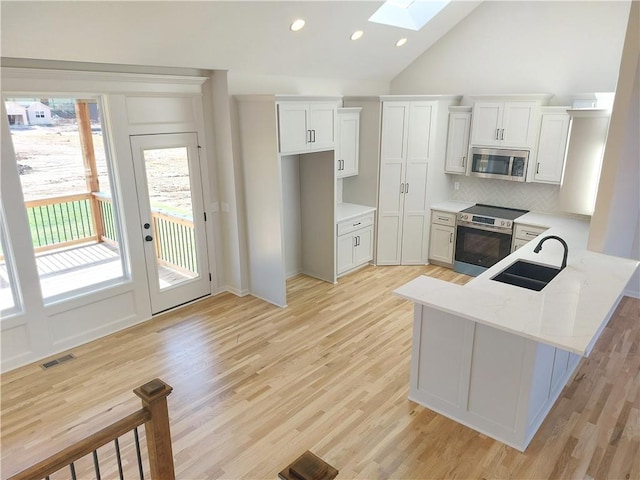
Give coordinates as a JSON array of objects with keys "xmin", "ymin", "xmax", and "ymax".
[{"xmin": 368, "ymin": 0, "xmax": 451, "ymax": 31}]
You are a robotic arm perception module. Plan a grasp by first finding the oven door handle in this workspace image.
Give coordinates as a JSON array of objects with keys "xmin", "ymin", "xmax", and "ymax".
[{"xmin": 457, "ymin": 221, "xmax": 512, "ymax": 234}]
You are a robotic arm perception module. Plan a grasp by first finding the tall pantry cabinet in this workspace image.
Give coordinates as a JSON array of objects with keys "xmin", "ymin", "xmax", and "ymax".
[{"xmin": 377, "ymin": 100, "xmax": 437, "ymax": 265}]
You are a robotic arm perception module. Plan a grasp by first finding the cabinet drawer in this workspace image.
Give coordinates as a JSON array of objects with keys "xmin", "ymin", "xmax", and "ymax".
[
  {"xmin": 431, "ymin": 210, "xmax": 457, "ymax": 227},
  {"xmin": 514, "ymin": 223, "xmax": 548, "ymax": 240},
  {"xmin": 337, "ymin": 212, "xmax": 374, "ymax": 236}
]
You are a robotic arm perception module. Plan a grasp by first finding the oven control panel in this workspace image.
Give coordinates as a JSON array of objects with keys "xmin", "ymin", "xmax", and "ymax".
[{"xmin": 457, "ymin": 213, "xmax": 512, "ymax": 229}]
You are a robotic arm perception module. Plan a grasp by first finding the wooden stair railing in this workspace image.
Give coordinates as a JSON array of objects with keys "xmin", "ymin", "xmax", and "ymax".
[{"xmin": 8, "ymin": 379, "xmax": 175, "ymax": 480}]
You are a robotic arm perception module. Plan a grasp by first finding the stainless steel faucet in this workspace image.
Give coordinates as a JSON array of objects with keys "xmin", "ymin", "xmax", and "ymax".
[{"xmin": 533, "ymin": 235, "xmax": 568, "ymax": 270}]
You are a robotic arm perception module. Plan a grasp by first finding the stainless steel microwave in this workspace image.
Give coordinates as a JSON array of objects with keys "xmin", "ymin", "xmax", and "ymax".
[{"xmin": 469, "ymin": 147, "xmax": 529, "ymax": 182}]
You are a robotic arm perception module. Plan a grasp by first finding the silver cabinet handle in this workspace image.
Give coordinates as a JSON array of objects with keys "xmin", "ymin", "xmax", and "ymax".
[
  {"xmin": 501, "ymin": 129, "xmax": 505, "ymax": 140},
  {"xmin": 312, "ymin": 129, "xmax": 316, "ymax": 143},
  {"xmin": 496, "ymin": 129, "xmax": 500, "ymax": 140},
  {"xmin": 307, "ymin": 130, "xmax": 311, "ymax": 143},
  {"xmin": 462, "ymin": 156, "xmax": 466, "ymax": 168},
  {"xmin": 449, "ymin": 232, "xmax": 453, "ymax": 243},
  {"xmin": 353, "ymin": 222, "xmax": 361, "ymax": 226},
  {"xmin": 400, "ymin": 183, "xmax": 404, "ymax": 194},
  {"xmin": 536, "ymin": 162, "xmax": 540, "ymax": 174},
  {"xmin": 438, "ymin": 216, "xmax": 448, "ymax": 221},
  {"xmin": 405, "ymin": 183, "xmax": 409, "ymax": 194}
]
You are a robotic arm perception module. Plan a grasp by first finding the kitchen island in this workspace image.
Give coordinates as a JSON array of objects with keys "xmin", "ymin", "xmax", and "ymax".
[{"xmin": 395, "ymin": 213, "xmax": 639, "ymax": 451}]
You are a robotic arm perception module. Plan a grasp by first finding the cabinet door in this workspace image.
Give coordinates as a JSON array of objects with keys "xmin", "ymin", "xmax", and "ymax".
[
  {"xmin": 336, "ymin": 234, "xmax": 355, "ymax": 275},
  {"xmin": 377, "ymin": 102, "xmax": 409, "ymax": 265},
  {"xmin": 511, "ymin": 237, "xmax": 529, "ymax": 253},
  {"xmin": 401, "ymin": 102, "xmax": 433, "ymax": 265},
  {"xmin": 278, "ymin": 102, "xmax": 309, "ymax": 153},
  {"xmin": 354, "ymin": 225, "xmax": 373, "ymax": 266},
  {"xmin": 502, "ymin": 102, "xmax": 538, "ymax": 148},
  {"xmin": 336, "ymin": 111, "xmax": 360, "ymax": 178},
  {"xmin": 470, "ymin": 103, "xmax": 502, "ymax": 146},
  {"xmin": 429, "ymin": 224, "xmax": 455, "ymax": 265},
  {"xmin": 533, "ymin": 113, "xmax": 570, "ymax": 184},
  {"xmin": 445, "ymin": 112, "xmax": 471, "ymax": 174},
  {"xmin": 308, "ymin": 102, "xmax": 336, "ymax": 151}
]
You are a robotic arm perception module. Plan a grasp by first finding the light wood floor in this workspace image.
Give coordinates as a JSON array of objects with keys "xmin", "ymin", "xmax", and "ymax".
[{"xmin": 1, "ymin": 265, "xmax": 638, "ymax": 479}]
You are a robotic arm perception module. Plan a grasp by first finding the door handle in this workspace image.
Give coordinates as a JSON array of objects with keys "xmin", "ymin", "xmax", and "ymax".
[
  {"xmin": 307, "ymin": 130, "xmax": 311, "ymax": 143},
  {"xmin": 462, "ymin": 156, "xmax": 466, "ymax": 168},
  {"xmin": 145, "ymin": 235, "xmax": 153, "ymax": 242},
  {"xmin": 400, "ymin": 183, "xmax": 404, "ymax": 194},
  {"xmin": 450, "ymin": 232, "xmax": 453, "ymax": 243},
  {"xmin": 405, "ymin": 183, "xmax": 409, "ymax": 194},
  {"xmin": 312, "ymin": 129, "xmax": 316, "ymax": 143},
  {"xmin": 500, "ymin": 129, "xmax": 505, "ymax": 140},
  {"xmin": 536, "ymin": 162, "xmax": 540, "ymax": 174},
  {"xmin": 496, "ymin": 129, "xmax": 499, "ymax": 140},
  {"xmin": 356, "ymin": 235, "xmax": 360, "ymax": 246}
]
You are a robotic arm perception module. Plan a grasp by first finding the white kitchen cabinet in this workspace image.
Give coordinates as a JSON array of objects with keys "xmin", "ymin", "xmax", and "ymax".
[
  {"xmin": 278, "ymin": 101, "xmax": 337, "ymax": 154},
  {"xmin": 471, "ymin": 101, "xmax": 539, "ymax": 149},
  {"xmin": 377, "ymin": 101, "xmax": 436, "ymax": 265},
  {"xmin": 444, "ymin": 106, "xmax": 471, "ymax": 174},
  {"xmin": 336, "ymin": 107, "xmax": 361, "ymax": 178},
  {"xmin": 336, "ymin": 212, "xmax": 374, "ymax": 276},
  {"xmin": 428, "ymin": 210, "xmax": 456, "ymax": 266},
  {"xmin": 532, "ymin": 107, "xmax": 570, "ymax": 184},
  {"xmin": 512, "ymin": 222, "xmax": 548, "ymax": 252}
]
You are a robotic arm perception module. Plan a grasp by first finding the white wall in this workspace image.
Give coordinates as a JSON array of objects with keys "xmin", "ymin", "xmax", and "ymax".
[
  {"xmin": 227, "ymin": 72, "xmax": 389, "ymax": 97},
  {"xmin": 282, "ymin": 155, "xmax": 302, "ymax": 278},
  {"xmin": 391, "ymin": 1, "xmax": 630, "ymax": 96},
  {"xmin": 588, "ymin": 0, "xmax": 639, "ymax": 297}
]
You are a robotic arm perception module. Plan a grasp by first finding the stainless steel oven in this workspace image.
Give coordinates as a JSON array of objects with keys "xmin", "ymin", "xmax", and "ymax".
[{"xmin": 454, "ymin": 204, "xmax": 528, "ymax": 276}]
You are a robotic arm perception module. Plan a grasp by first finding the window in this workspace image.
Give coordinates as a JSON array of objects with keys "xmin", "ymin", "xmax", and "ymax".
[
  {"xmin": 5, "ymin": 96, "xmax": 127, "ymax": 302},
  {"xmin": 0, "ymin": 206, "xmax": 22, "ymax": 317}
]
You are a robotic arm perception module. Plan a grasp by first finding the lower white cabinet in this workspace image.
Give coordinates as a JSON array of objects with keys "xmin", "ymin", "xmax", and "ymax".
[
  {"xmin": 337, "ymin": 212, "xmax": 374, "ymax": 276},
  {"xmin": 428, "ymin": 210, "xmax": 456, "ymax": 266},
  {"xmin": 512, "ymin": 223, "xmax": 548, "ymax": 252}
]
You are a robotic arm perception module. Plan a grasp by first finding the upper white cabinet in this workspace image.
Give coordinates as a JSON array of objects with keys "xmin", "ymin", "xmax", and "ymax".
[
  {"xmin": 336, "ymin": 107, "xmax": 361, "ymax": 178},
  {"xmin": 445, "ymin": 106, "xmax": 472, "ymax": 174},
  {"xmin": 470, "ymin": 101, "xmax": 539, "ymax": 149},
  {"xmin": 277, "ymin": 101, "xmax": 338, "ymax": 154},
  {"xmin": 532, "ymin": 107, "xmax": 570, "ymax": 184},
  {"xmin": 377, "ymin": 100, "xmax": 436, "ymax": 265}
]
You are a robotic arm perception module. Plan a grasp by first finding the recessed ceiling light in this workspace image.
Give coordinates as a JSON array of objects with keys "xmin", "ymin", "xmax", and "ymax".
[
  {"xmin": 396, "ymin": 38, "xmax": 408, "ymax": 47},
  {"xmin": 350, "ymin": 30, "xmax": 364, "ymax": 41},
  {"xmin": 290, "ymin": 19, "xmax": 305, "ymax": 32}
]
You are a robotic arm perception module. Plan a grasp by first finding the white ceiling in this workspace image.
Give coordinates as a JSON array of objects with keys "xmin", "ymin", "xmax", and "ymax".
[{"xmin": 1, "ymin": 1, "xmax": 482, "ymax": 83}]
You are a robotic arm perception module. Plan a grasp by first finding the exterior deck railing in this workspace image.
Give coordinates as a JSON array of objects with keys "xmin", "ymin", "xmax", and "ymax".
[{"xmin": 24, "ymin": 193, "xmax": 197, "ymax": 273}]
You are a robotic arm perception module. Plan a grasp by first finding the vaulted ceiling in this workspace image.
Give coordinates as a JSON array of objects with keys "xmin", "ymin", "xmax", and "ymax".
[{"xmin": 1, "ymin": 1, "xmax": 482, "ymax": 83}]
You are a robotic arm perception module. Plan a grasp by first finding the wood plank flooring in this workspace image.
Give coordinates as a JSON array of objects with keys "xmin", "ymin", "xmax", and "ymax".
[{"xmin": 1, "ymin": 265, "xmax": 638, "ymax": 479}]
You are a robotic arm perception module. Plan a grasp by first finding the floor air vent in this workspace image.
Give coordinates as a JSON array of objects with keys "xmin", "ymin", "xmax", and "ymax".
[{"xmin": 41, "ymin": 353, "xmax": 76, "ymax": 369}]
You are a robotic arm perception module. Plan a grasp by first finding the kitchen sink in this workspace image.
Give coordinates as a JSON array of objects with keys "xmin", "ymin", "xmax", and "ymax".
[{"xmin": 491, "ymin": 259, "xmax": 561, "ymax": 291}]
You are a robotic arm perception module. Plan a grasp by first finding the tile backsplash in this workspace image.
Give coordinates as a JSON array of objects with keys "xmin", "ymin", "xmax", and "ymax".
[{"xmin": 450, "ymin": 176, "xmax": 562, "ymax": 213}]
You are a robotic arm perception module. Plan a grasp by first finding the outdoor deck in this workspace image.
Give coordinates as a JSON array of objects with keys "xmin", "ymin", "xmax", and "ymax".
[{"xmin": 1, "ymin": 242, "xmax": 195, "ymax": 303}]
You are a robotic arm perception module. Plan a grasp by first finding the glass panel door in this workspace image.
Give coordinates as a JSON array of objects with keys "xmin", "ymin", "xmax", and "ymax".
[{"xmin": 130, "ymin": 133, "xmax": 209, "ymax": 314}]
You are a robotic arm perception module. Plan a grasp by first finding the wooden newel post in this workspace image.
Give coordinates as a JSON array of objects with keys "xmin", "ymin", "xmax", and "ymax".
[{"xmin": 133, "ymin": 379, "xmax": 175, "ymax": 480}]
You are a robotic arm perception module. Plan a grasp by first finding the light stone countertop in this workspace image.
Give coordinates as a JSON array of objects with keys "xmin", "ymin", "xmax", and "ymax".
[
  {"xmin": 430, "ymin": 200, "xmax": 475, "ymax": 213},
  {"xmin": 336, "ymin": 202, "xmax": 376, "ymax": 223},
  {"xmin": 395, "ymin": 212, "xmax": 639, "ymax": 356}
]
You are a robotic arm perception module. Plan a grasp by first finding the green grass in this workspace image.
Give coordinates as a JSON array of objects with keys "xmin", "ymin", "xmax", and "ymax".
[{"xmin": 27, "ymin": 199, "xmax": 94, "ymax": 247}]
